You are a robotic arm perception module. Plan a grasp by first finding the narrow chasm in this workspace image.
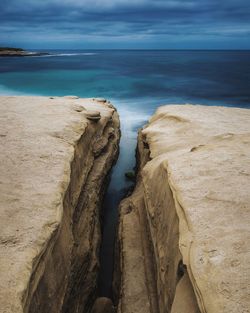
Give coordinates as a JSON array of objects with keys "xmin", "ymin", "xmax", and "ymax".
[
  {"xmin": 95, "ymin": 114, "xmax": 140, "ymax": 311},
  {"xmin": 26, "ymin": 106, "xmax": 200, "ymax": 313},
  {"xmin": 24, "ymin": 103, "xmax": 121, "ymax": 313},
  {"xmin": 112, "ymin": 130, "xmax": 201, "ymax": 313},
  {"xmin": 61, "ymin": 115, "xmax": 121, "ymax": 313}
]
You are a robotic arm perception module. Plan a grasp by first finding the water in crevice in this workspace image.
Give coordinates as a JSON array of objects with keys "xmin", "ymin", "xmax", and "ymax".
[
  {"xmin": 1, "ymin": 49, "xmax": 249, "ymax": 303},
  {"xmin": 97, "ymin": 105, "xmax": 149, "ymax": 298}
]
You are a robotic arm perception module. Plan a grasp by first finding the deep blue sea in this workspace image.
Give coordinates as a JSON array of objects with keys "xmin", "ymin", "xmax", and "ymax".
[{"xmin": 1, "ymin": 49, "xmax": 250, "ymax": 298}]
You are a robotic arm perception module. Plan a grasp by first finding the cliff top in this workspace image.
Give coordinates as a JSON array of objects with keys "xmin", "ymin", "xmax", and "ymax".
[
  {"xmin": 142, "ymin": 104, "xmax": 250, "ymax": 313},
  {"xmin": 0, "ymin": 96, "xmax": 115, "ymax": 312}
]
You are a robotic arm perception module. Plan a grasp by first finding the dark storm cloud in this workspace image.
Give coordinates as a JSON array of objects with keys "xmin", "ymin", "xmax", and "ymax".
[{"xmin": 0, "ymin": 0, "xmax": 249, "ymax": 48}]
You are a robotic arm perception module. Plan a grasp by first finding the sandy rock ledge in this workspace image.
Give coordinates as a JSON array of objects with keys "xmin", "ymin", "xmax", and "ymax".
[
  {"xmin": 0, "ymin": 96, "xmax": 120, "ymax": 313},
  {"xmin": 114, "ymin": 104, "xmax": 250, "ymax": 313}
]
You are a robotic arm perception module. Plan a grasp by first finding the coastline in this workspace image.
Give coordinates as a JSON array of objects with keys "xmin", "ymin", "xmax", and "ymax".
[
  {"xmin": 0, "ymin": 96, "xmax": 120, "ymax": 313},
  {"xmin": 115, "ymin": 104, "xmax": 250, "ymax": 313},
  {"xmin": 0, "ymin": 96, "xmax": 249, "ymax": 312},
  {"xmin": 0, "ymin": 48, "xmax": 250, "ymax": 312},
  {"xmin": 0, "ymin": 48, "xmax": 49, "ymax": 57}
]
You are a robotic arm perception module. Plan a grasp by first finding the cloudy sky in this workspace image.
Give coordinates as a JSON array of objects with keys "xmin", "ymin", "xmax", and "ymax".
[{"xmin": 1, "ymin": 0, "xmax": 250, "ymax": 49}]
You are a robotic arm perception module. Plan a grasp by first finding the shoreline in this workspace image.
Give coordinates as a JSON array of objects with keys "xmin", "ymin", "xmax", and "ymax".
[
  {"xmin": 0, "ymin": 47, "xmax": 49, "ymax": 57},
  {"xmin": 0, "ymin": 96, "xmax": 249, "ymax": 313},
  {"xmin": 0, "ymin": 96, "xmax": 120, "ymax": 313},
  {"xmin": 115, "ymin": 104, "xmax": 250, "ymax": 313}
]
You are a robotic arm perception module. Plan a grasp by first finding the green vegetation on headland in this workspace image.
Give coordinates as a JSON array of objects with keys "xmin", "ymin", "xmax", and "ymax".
[{"xmin": 0, "ymin": 47, "xmax": 49, "ymax": 57}]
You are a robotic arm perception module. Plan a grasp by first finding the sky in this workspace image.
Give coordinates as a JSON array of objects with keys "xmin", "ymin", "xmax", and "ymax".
[{"xmin": 0, "ymin": 0, "xmax": 250, "ymax": 49}]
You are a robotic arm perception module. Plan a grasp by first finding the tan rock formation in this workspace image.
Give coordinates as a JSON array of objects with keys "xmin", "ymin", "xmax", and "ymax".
[
  {"xmin": 91, "ymin": 297, "xmax": 115, "ymax": 313},
  {"xmin": 0, "ymin": 96, "xmax": 120, "ymax": 313},
  {"xmin": 115, "ymin": 105, "xmax": 250, "ymax": 313}
]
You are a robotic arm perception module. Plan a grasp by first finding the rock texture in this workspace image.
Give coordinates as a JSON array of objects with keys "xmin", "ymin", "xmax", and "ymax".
[
  {"xmin": 91, "ymin": 297, "xmax": 115, "ymax": 313},
  {"xmin": 115, "ymin": 105, "xmax": 250, "ymax": 313},
  {"xmin": 0, "ymin": 96, "xmax": 120, "ymax": 313}
]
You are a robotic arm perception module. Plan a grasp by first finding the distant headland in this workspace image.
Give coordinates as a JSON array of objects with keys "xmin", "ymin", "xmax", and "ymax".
[{"xmin": 0, "ymin": 47, "xmax": 49, "ymax": 57}]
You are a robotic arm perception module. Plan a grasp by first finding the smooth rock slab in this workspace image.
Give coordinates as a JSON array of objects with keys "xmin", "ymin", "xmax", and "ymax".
[
  {"xmin": 141, "ymin": 104, "xmax": 250, "ymax": 313},
  {"xmin": 117, "ymin": 104, "xmax": 250, "ymax": 313},
  {"xmin": 0, "ymin": 96, "xmax": 119, "ymax": 313}
]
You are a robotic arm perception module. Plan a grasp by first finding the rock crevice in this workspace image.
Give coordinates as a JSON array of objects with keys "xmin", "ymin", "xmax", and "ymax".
[
  {"xmin": 0, "ymin": 96, "xmax": 120, "ymax": 313},
  {"xmin": 115, "ymin": 104, "xmax": 250, "ymax": 313}
]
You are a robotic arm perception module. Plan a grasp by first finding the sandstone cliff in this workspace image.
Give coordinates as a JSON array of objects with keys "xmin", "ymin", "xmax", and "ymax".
[
  {"xmin": 0, "ymin": 96, "xmax": 120, "ymax": 313},
  {"xmin": 115, "ymin": 105, "xmax": 250, "ymax": 313}
]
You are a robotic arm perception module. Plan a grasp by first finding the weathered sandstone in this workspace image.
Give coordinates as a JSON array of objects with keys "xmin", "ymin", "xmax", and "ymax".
[
  {"xmin": 91, "ymin": 297, "xmax": 115, "ymax": 313},
  {"xmin": 0, "ymin": 96, "xmax": 120, "ymax": 313},
  {"xmin": 115, "ymin": 105, "xmax": 250, "ymax": 313}
]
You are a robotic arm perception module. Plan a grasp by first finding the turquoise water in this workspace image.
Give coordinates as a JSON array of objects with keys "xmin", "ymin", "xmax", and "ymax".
[
  {"xmin": 1, "ymin": 49, "xmax": 250, "ymax": 298},
  {"xmin": 1, "ymin": 50, "xmax": 250, "ymax": 108}
]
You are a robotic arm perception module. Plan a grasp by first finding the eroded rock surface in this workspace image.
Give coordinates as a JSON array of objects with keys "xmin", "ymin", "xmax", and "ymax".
[
  {"xmin": 91, "ymin": 297, "xmax": 115, "ymax": 313},
  {"xmin": 115, "ymin": 105, "xmax": 250, "ymax": 313},
  {"xmin": 0, "ymin": 96, "xmax": 120, "ymax": 313}
]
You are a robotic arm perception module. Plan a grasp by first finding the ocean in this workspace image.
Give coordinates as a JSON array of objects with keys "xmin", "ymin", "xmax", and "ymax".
[
  {"xmin": 1, "ymin": 50, "xmax": 250, "ymax": 108},
  {"xmin": 1, "ymin": 49, "xmax": 250, "ymax": 297}
]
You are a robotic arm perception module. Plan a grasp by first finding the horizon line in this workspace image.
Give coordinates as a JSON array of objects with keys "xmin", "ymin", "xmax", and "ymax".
[{"xmin": 2, "ymin": 46, "xmax": 250, "ymax": 51}]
